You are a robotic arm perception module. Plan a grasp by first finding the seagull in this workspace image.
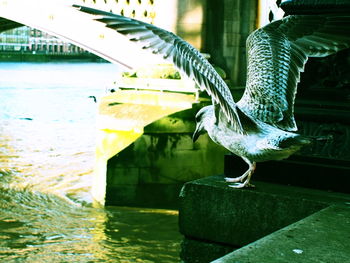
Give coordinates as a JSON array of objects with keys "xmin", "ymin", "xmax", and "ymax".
[
  {"xmin": 74, "ymin": 5, "xmax": 350, "ymax": 187},
  {"xmin": 88, "ymin": 95, "xmax": 97, "ymax": 103}
]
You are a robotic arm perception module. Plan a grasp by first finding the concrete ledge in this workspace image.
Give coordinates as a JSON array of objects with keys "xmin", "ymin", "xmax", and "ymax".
[
  {"xmin": 281, "ymin": 0, "xmax": 350, "ymax": 15},
  {"xmin": 179, "ymin": 175, "xmax": 350, "ymax": 247},
  {"xmin": 213, "ymin": 205, "xmax": 350, "ymax": 263},
  {"xmin": 180, "ymin": 237, "xmax": 235, "ymax": 263}
]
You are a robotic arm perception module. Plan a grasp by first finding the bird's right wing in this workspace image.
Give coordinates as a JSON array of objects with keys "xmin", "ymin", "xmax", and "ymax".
[
  {"xmin": 73, "ymin": 5, "xmax": 243, "ymax": 133},
  {"xmin": 238, "ymin": 15, "xmax": 350, "ymax": 131}
]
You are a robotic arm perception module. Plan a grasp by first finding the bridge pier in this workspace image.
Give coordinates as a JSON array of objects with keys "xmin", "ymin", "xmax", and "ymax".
[{"xmin": 92, "ymin": 90, "xmax": 228, "ymax": 207}]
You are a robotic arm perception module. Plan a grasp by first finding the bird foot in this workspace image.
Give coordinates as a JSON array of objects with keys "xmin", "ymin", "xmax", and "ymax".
[
  {"xmin": 226, "ymin": 159, "xmax": 256, "ymax": 188},
  {"xmin": 225, "ymin": 176, "xmax": 244, "ymax": 183},
  {"xmin": 225, "ymin": 170, "xmax": 250, "ymax": 183},
  {"xmin": 228, "ymin": 181, "xmax": 255, "ymax": 188}
]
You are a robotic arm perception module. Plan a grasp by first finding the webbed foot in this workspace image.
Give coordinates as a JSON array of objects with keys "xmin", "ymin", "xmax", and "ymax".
[
  {"xmin": 228, "ymin": 182, "xmax": 255, "ymax": 188},
  {"xmin": 225, "ymin": 157, "xmax": 256, "ymax": 188}
]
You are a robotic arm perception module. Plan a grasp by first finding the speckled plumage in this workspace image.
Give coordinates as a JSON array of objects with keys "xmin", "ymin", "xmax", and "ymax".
[{"xmin": 75, "ymin": 5, "xmax": 350, "ymax": 187}]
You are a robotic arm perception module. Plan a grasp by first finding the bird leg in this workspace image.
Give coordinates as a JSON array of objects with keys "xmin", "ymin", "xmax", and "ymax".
[{"xmin": 225, "ymin": 157, "xmax": 256, "ymax": 188}]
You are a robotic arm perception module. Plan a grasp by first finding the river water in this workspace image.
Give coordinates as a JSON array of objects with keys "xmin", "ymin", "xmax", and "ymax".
[{"xmin": 0, "ymin": 62, "xmax": 181, "ymax": 262}]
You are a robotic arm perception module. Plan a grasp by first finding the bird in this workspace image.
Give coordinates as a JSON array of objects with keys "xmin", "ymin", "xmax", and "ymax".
[
  {"xmin": 88, "ymin": 95, "xmax": 97, "ymax": 103},
  {"xmin": 74, "ymin": 5, "xmax": 350, "ymax": 188}
]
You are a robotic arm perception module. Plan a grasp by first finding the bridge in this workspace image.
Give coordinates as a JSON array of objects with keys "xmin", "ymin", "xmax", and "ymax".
[
  {"xmin": 0, "ymin": 0, "xmax": 281, "ymax": 207},
  {"xmin": 0, "ymin": 0, "xmax": 170, "ymax": 68},
  {"xmin": 0, "ymin": 0, "xmax": 203, "ymax": 205}
]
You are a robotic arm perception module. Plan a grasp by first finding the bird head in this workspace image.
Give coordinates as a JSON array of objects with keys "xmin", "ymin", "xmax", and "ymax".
[{"xmin": 192, "ymin": 105, "xmax": 214, "ymax": 142}]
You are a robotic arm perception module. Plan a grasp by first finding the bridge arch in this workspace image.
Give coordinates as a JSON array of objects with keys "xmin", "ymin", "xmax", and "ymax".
[{"xmin": 0, "ymin": 0, "xmax": 165, "ymax": 69}]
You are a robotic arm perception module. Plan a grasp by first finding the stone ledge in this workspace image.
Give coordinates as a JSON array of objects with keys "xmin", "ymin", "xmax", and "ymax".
[
  {"xmin": 179, "ymin": 175, "xmax": 350, "ymax": 247},
  {"xmin": 180, "ymin": 237, "xmax": 236, "ymax": 263},
  {"xmin": 281, "ymin": 0, "xmax": 350, "ymax": 14},
  {"xmin": 224, "ymin": 154, "xmax": 350, "ymax": 194},
  {"xmin": 213, "ymin": 205, "xmax": 350, "ymax": 263}
]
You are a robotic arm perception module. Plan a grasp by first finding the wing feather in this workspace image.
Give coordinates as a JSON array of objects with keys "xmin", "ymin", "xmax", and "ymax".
[
  {"xmin": 74, "ymin": 5, "xmax": 243, "ymax": 133},
  {"xmin": 237, "ymin": 15, "xmax": 350, "ymax": 131}
]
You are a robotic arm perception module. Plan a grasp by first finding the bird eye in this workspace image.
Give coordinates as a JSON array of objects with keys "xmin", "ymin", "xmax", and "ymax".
[
  {"xmin": 195, "ymin": 110, "xmax": 204, "ymax": 122},
  {"xmin": 195, "ymin": 114, "xmax": 200, "ymax": 122}
]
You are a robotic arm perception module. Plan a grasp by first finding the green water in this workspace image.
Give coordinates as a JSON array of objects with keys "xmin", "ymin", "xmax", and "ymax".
[
  {"xmin": 0, "ymin": 186, "xmax": 180, "ymax": 262},
  {"xmin": 0, "ymin": 62, "xmax": 182, "ymax": 262}
]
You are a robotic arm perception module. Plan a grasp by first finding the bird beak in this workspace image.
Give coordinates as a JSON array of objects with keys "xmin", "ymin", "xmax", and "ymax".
[{"xmin": 192, "ymin": 122, "xmax": 205, "ymax": 142}]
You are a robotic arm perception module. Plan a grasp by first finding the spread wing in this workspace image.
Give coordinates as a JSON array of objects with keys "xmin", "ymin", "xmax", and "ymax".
[
  {"xmin": 237, "ymin": 15, "xmax": 350, "ymax": 131},
  {"xmin": 74, "ymin": 5, "xmax": 243, "ymax": 133}
]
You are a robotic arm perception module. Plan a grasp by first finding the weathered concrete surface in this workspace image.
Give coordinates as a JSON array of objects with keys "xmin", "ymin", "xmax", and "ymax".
[
  {"xmin": 205, "ymin": 0, "xmax": 257, "ymax": 87},
  {"xmin": 213, "ymin": 205, "xmax": 350, "ymax": 263},
  {"xmin": 180, "ymin": 237, "xmax": 236, "ymax": 263},
  {"xmin": 105, "ymin": 108, "xmax": 229, "ymax": 208},
  {"xmin": 281, "ymin": 0, "xmax": 350, "ymax": 15},
  {"xmin": 179, "ymin": 175, "xmax": 350, "ymax": 247},
  {"xmin": 94, "ymin": 91, "xmax": 201, "ymax": 206}
]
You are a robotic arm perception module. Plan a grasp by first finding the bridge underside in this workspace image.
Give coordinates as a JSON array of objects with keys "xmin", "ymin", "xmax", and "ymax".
[
  {"xmin": 0, "ymin": 17, "xmax": 22, "ymax": 32},
  {"xmin": 0, "ymin": 0, "xmax": 165, "ymax": 69}
]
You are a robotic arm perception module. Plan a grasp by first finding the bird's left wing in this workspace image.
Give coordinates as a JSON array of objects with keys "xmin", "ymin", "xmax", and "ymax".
[{"xmin": 73, "ymin": 5, "xmax": 243, "ymax": 133}]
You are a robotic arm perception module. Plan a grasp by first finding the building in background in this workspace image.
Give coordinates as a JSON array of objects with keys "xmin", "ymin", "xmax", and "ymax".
[
  {"xmin": 29, "ymin": 28, "xmax": 86, "ymax": 54},
  {"xmin": 0, "ymin": 0, "xmax": 158, "ymax": 60},
  {"xmin": 0, "ymin": 27, "xmax": 30, "ymax": 52},
  {"xmin": 0, "ymin": 26, "xmax": 92, "ymax": 60},
  {"xmin": 0, "ymin": 0, "xmax": 283, "ymax": 66}
]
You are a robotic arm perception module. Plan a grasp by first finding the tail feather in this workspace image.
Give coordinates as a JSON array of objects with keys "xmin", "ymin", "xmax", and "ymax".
[
  {"xmin": 279, "ymin": 134, "xmax": 333, "ymax": 149},
  {"xmin": 278, "ymin": 135, "xmax": 312, "ymax": 148},
  {"xmin": 307, "ymin": 134, "xmax": 333, "ymax": 141}
]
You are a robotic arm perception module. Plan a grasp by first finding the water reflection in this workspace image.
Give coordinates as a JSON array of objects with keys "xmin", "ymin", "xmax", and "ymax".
[
  {"xmin": 0, "ymin": 119, "xmax": 95, "ymax": 204},
  {"xmin": 0, "ymin": 186, "xmax": 180, "ymax": 262},
  {"xmin": 0, "ymin": 186, "xmax": 100, "ymax": 262}
]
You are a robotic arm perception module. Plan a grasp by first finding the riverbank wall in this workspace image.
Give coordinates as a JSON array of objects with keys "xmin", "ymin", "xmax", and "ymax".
[{"xmin": 0, "ymin": 52, "xmax": 105, "ymax": 62}]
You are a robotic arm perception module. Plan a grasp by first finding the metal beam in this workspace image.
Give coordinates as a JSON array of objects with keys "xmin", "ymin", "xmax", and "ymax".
[{"xmin": 0, "ymin": 0, "xmax": 165, "ymax": 69}]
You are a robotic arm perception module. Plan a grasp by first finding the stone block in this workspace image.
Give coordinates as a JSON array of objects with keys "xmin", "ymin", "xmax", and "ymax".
[
  {"xmin": 105, "ymin": 184, "xmax": 137, "ymax": 206},
  {"xmin": 145, "ymin": 116, "xmax": 194, "ymax": 133},
  {"xmin": 177, "ymin": 0, "xmax": 207, "ymax": 24},
  {"xmin": 222, "ymin": 47, "xmax": 235, "ymax": 58},
  {"xmin": 224, "ymin": 32, "xmax": 240, "ymax": 47},
  {"xmin": 171, "ymin": 149, "xmax": 204, "ymax": 167},
  {"xmin": 224, "ymin": 20, "xmax": 240, "ymax": 34},
  {"xmin": 138, "ymin": 167, "xmax": 164, "ymax": 184},
  {"xmin": 179, "ymin": 175, "xmax": 350, "ymax": 247},
  {"xmin": 224, "ymin": 1, "xmax": 240, "ymax": 19},
  {"xmin": 107, "ymin": 167, "xmax": 139, "ymax": 185},
  {"xmin": 105, "ymin": 122, "xmax": 227, "ymax": 207},
  {"xmin": 281, "ymin": 0, "xmax": 350, "ymax": 15},
  {"xmin": 180, "ymin": 237, "xmax": 236, "ymax": 263},
  {"xmin": 144, "ymin": 106, "xmax": 202, "ymax": 134},
  {"xmin": 213, "ymin": 205, "xmax": 350, "ymax": 263},
  {"xmin": 171, "ymin": 135, "xmax": 194, "ymax": 151}
]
